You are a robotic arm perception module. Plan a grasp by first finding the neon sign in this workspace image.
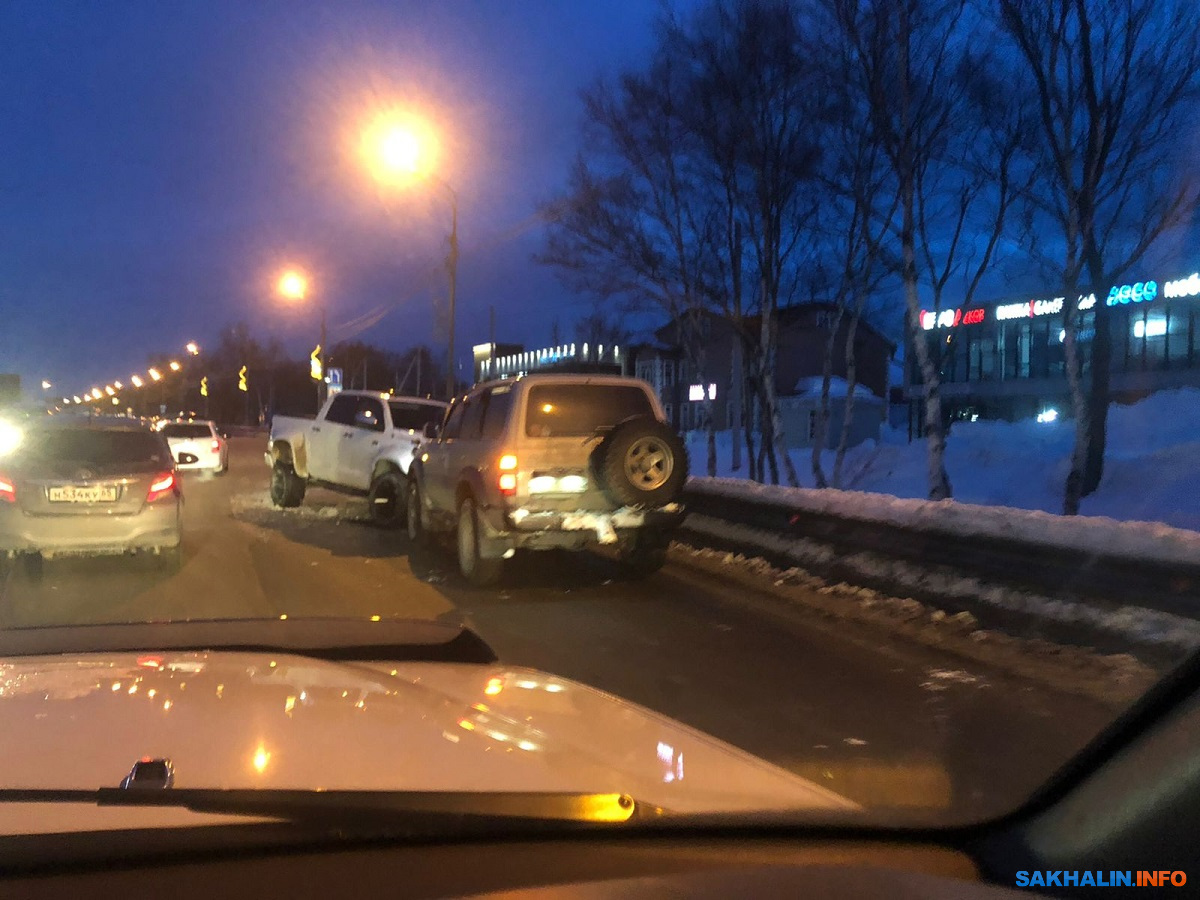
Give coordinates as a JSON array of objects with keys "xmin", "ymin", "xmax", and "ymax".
[
  {"xmin": 919, "ymin": 307, "xmax": 986, "ymax": 330},
  {"xmin": 996, "ymin": 297, "xmax": 1065, "ymax": 320},
  {"xmin": 1106, "ymin": 281, "xmax": 1157, "ymax": 306},
  {"xmin": 1164, "ymin": 273, "xmax": 1200, "ymax": 299}
]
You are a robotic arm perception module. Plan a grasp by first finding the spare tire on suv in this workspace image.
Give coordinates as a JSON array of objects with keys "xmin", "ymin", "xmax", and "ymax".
[{"xmin": 594, "ymin": 416, "xmax": 688, "ymax": 508}]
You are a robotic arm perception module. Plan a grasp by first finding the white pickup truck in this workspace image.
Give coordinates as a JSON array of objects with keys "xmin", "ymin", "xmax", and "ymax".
[{"xmin": 265, "ymin": 390, "xmax": 448, "ymax": 526}]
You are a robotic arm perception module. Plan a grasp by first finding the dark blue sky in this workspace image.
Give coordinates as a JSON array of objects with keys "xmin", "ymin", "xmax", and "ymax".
[{"xmin": 0, "ymin": 0, "xmax": 669, "ymax": 398}]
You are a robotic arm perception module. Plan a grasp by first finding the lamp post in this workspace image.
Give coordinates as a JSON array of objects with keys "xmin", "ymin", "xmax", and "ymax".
[
  {"xmin": 363, "ymin": 114, "xmax": 459, "ymax": 400},
  {"xmin": 278, "ymin": 269, "xmax": 323, "ymax": 410}
]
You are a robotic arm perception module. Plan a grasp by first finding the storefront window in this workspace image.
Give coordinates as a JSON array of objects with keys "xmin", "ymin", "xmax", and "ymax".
[{"xmin": 1167, "ymin": 305, "xmax": 1192, "ymax": 366}]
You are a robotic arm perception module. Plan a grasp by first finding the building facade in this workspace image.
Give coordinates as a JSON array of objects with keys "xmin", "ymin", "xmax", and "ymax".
[
  {"xmin": 633, "ymin": 304, "xmax": 894, "ymax": 448},
  {"xmin": 472, "ymin": 341, "xmax": 627, "ymax": 384},
  {"xmin": 904, "ymin": 269, "xmax": 1200, "ymax": 432}
]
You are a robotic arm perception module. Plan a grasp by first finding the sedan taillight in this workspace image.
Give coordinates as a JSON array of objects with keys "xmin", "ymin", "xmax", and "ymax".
[
  {"xmin": 211, "ymin": 439, "xmax": 221, "ymax": 451},
  {"xmin": 0, "ymin": 474, "xmax": 14, "ymax": 503},
  {"xmin": 146, "ymin": 472, "xmax": 177, "ymax": 503}
]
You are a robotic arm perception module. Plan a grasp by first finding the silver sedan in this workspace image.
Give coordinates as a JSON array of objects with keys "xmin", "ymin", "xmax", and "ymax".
[{"xmin": 0, "ymin": 417, "xmax": 183, "ymax": 574}]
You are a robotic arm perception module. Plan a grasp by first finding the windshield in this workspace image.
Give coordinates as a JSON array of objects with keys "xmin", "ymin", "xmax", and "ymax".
[
  {"xmin": 161, "ymin": 424, "xmax": 213, "ymax": 439},
  {"xmin": 387, "ymin": 401, "xmax": 445, "ymax": 431},
  {"xmin": 2, "ymin": 0, "xmax": 1198, "ymax": 847}
]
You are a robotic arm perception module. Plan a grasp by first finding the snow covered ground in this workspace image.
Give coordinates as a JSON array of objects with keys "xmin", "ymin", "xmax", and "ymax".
[{"xmin": 686, "ymin": 387, "xmax": 1200, "ymax": 533}]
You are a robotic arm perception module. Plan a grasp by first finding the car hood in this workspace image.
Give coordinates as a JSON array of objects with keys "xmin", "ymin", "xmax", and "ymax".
[{"xmin": 0, "ymin": 651, "xmax": 855, "ymax": 833}]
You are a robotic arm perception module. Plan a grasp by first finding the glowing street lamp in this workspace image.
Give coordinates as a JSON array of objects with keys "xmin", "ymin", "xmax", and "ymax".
[
  {"xmin": 90, "ymin": 388, "xmax": 102, "ymax": 400},
  {"xmin": 278, "ymin": 267, "xmax": 325, "ymax": 409},
  {"xmin": 148, "ymin": 368, "xmax": 162, "ymax": 382},
  {"xmin": 362, "ymin": 112, "xmax": 457, "ymax": 400},
  {"xmin": 131, "ymin": 375, "xmax": 144, "ymax": 388},
  {"xmin": 114, "ymin": 381, "xmax": 123, "ymax": 389},
  {"xmin": 169, "ymin": 361, "xmax": 181, "ymax": 372},
  {"xmin": 105, "ymin": 385, "xmax": 115, "ymax": 396},
  {"xmin": 186, "ymin": 341, "xmax": 200, "ymax": 356},
  {"xmin": 40, "ymin": 380, "xmax": 51, "ymax": 390},
  {"xmin": 278, "ymin": 270, "xmax": 308, "ymax": 301}
]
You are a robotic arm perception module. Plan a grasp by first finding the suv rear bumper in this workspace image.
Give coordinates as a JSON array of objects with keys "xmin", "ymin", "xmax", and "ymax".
[{"xmin": 476, "ymin": 503, "xmax": 686, "ymax": 558}]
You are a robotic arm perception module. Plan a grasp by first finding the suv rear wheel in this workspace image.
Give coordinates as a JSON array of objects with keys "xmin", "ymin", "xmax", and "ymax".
[
  {"xmin": 457, "ymin": 496, "xmax": 503, "ymax": 587},
  {"xmin": 597, "ymin": 417, "xmax": 687, "ymax": 508},
  {"xmin": 406, "ymin": 478, "xmax": 427, "ymax": 545}
]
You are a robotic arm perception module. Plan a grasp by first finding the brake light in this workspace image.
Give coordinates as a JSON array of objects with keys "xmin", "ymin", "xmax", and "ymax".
[
  {"xmin": 211, "ymin": 439, "xmax": 221, "ymax": 451},
  {"xmin": 0, "ymin": 475, "xmax": 14, "ymax": 503},
  {"xmin": 146, "ymin": 472, "xmax": 176, "ymax": 503},
  {"xmin": 497, "ymin": 454, "xmax": 517, "ymax": 497}
]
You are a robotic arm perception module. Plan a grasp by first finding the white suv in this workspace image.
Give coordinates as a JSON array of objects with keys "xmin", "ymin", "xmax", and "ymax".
[
  {"xmin": 158, "ymin": 420, "xmax": 227, "ymax": 476},
  {"xmin": 407, "ymin": 374, "xmax": 688, "ymax": 586}
]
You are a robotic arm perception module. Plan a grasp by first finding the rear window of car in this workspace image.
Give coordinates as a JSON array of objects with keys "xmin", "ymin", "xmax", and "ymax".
[
  {"xmin": 161, "ymin": 424, "xmax": 213, "ymax": 439},
  {"xmin": 19, "ymin": 429, "xmax": 170, "ymax": 466},
  {"xmin": 524, "ymin": 384, "xmax": 655, "ymax": 437},
  {"xmin": 388, "ymin": 401, "xmax": 446, "ymax": 431}
]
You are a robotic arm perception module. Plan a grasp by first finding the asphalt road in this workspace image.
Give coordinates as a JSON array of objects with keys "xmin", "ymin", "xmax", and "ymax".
[{"xmin": 0, "ymin": 438, "xmax": 1126, "ymax": 822}]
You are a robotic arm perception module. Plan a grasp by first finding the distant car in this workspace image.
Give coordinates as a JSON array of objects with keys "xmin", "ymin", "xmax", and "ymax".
[
  {"xmin": 408, "ymin": 374, "xmax": 688, "ymax": 586},
  {"xmin": 0, "ymin": 417, "xmax": 183, "ymax": 573},
  {"xmin": 158, "ymin": 419, "xmax": 228, "ymax": 476}
]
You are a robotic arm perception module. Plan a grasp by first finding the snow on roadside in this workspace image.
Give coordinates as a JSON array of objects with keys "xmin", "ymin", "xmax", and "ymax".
[
  {"xmin": 230, "ymin": 491, "xmax": 369, "ymax": 522},
  {"xmin": 687, "ymin": 478, "xmax": 1200, "ymax": 568},
  {"xmin": 687, "ymin": 387, "xmax": 1200, "ymax": 533},
  {"xmin": 682, "ymin": 513, "xmax": 1200, "ymax": 651},
  {"xmin": 674, "ymin": 537, "xmax": 1157, "ymax": 705}
]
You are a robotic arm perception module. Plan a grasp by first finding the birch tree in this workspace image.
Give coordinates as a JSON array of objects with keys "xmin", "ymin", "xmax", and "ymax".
[{"xmin": 997, "ymin": 0, "xmax": 1200, "ymax": 514}]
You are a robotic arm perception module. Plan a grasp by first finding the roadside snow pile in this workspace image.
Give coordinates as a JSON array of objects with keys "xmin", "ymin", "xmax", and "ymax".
[
  {"xmin": 689, "ymin": 479, "xmax": 1200, "ymax": 568},
  {"xmin": 686, "ymin": 387, "xmax": 1200, "ymax": 532}
]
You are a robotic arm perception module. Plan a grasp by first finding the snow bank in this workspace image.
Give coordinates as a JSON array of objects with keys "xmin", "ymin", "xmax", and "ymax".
[
  {"xmin": 687, "ymin": 387, "xmax": 1200, "ymax": 534},
  {"xmin": 688, "ymin": 480, "xmax": 1200, "ymax": 569},
  {"xmin": 791, "ymin": 376, "xmax": 881, "ymax": 399}
]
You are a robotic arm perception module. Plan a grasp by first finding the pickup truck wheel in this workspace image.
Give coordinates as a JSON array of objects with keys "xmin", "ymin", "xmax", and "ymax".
[
  {"xmin": 270, "ymin": 462, "xmax": 306, "ymax": 508},
  {"xmin": 596, "ymin": 417, "xmax": 688, "ymax": 508},
  {"xmin": 368, "ymin": 471, "xmax": 407, "ymax": 529},
  {"xmin": 406, "ymin": 479, "xmax": 427, "ymax": 545},
  {"xmin": 457, "ymin": 497, "xmax": 503, "ymax": 587},
  {"xmin": 618, "ymin": 530, "xmax": 669, "ymax": 578}
]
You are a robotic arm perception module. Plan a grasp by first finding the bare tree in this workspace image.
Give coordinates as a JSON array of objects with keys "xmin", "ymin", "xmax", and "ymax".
[
  {"xmin": 540, "ymin": 40, "xmax": 720, "ymax": 473},
  {"xmin": 833, "ymin": 0, "xmax": 1028, "ymax": 500},
  {"xmin": 682, "ymin": 0, "xmax": 826, "ymax": 487},
  {"xmin": 998, "ymin": 0, "xmax": 1200, "ymax": 514}
]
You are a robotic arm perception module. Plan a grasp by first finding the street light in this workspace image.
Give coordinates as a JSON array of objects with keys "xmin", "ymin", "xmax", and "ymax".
[
  {"xmin": 148, "ymin": 368, "xmax": 162, "ymax": 382},
  {"xmin": 40, "ymin": 380, "xmax": 51, "ymax": 390},
  {"xmin": 186, "ymin": 341, "xmax": 200, "ymax": 356},
  {"xmin": 169, "ymin": 361, "xmax": 181, "ymax": 372},
  {"xmin": 363, "ymin": 113, "xmax": 457, "ymax": 400},
  {"xmin": 278, "ymin": 268, "xmax": 325, "ymax": 409}
]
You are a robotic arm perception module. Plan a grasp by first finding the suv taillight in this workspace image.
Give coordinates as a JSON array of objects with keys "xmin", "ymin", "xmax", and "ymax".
[
  {"xmin": 0, "ymin": 474, "xmax": 14, "ymax": 503},
  {"xmin": 146, "ymin": 472, "xmax": 176, "ymax": 503},
  {"xmin": 498, "ymin": 454, "xmax": 517, "ymax": 497}
]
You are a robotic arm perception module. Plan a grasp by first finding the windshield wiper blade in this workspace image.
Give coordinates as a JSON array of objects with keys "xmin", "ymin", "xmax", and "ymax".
[{"xmin": 0, "ymin": 789, "xmax": 640, "ymax": 827}]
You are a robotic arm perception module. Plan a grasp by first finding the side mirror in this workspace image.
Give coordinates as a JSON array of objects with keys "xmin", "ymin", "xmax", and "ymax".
[
  {"xmin": 177, "ymin": 452, "xmax": 199, "ymax": 465},
  {"xmin": 422, "ymin": 422, "xmax": 439, "ymax": 440}
]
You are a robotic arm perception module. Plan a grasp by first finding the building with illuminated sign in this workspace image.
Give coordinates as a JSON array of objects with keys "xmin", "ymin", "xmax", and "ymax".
[{"xmin": 904, "ymin": 271, "xmax": 1200, "ymax": 433}]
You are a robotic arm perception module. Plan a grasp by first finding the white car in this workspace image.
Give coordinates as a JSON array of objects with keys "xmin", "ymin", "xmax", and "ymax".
[{"xmin": 158, "ymin": 420, "xmax": 228, "ymax": 476}]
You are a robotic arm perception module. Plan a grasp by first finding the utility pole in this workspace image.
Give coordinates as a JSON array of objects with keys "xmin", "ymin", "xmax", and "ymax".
[
  {"xmin": 445, "ymin": 190, "xmax": 458, "ymax": 401},
  {"xmin": 317, "ymin": 305, "xmax": 326, "ymax": 412}
]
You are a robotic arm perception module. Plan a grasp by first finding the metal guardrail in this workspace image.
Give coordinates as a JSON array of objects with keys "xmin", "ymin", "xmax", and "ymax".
[{"xmin": 680, "ymin": 485, "xmax": 1200, "ymax": 622}]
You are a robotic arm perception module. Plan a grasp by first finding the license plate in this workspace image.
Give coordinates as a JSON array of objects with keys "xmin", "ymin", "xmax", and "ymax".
[{"xmin": 49, "ymin": 485, "xmax": 119, "ymax": 503}]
